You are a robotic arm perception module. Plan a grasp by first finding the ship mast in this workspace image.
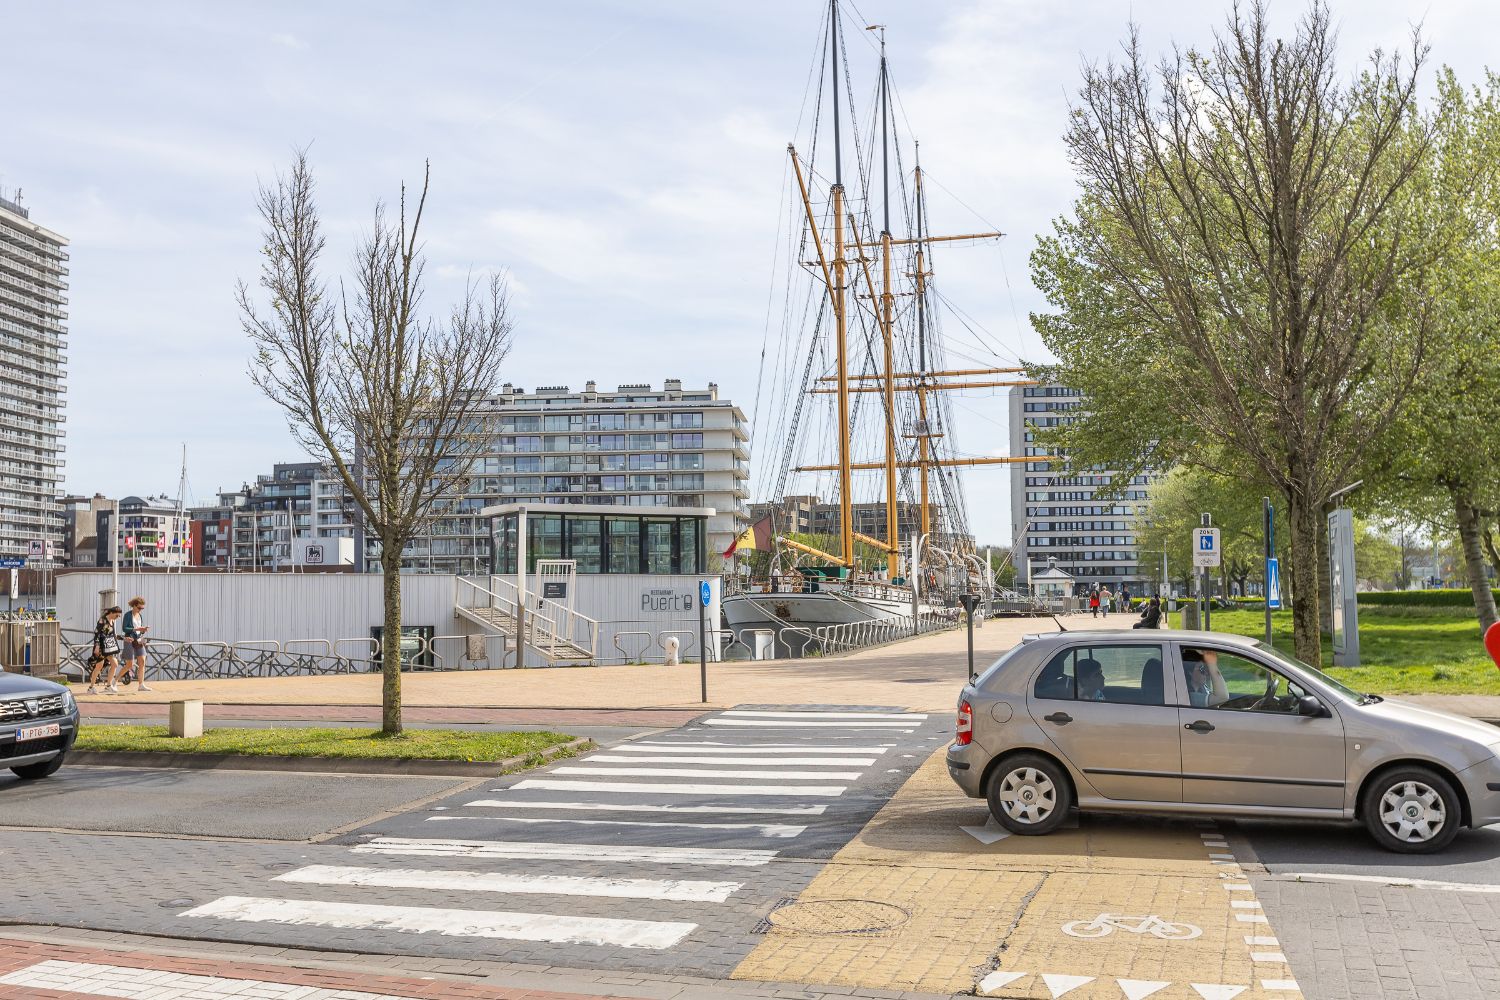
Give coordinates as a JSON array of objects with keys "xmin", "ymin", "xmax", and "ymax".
[
  {"xmin": 873, "ymin": 24, "xmax": 900, "ymax": 580},
  {"xmin": 827, "ymin": 0, "xmax": 854, "ymax": 568}
]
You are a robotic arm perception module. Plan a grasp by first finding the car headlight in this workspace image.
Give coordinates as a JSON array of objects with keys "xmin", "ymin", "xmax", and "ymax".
[{"xmin": 61, "ymin": 689, "xmax": 76, "ymax": 713}]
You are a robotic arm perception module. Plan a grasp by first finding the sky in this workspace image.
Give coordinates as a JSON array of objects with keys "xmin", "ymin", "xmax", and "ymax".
[{"xmin": 4, "ymin": 0, "xmax": 1496, "ymax": 547}]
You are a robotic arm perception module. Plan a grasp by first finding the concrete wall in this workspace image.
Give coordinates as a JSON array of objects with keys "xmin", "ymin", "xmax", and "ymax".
[{"xmin": 57, "ymin": 571, "xmax": 721, "ymax": 667}]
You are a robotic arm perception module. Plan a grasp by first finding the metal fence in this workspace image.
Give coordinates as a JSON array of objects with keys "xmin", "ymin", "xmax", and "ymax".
[
  {"xmin": 779, "ymin": 610, "xmax": 959, "ymax": 658},
  {"xmin": 57, "ymin": 630, "xmax": 511, "ymax": 681}
]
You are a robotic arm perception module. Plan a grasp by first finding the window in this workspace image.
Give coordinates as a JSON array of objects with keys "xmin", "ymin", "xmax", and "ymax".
[
  {"xmin": 565, "ymin": 515, "xmax": 602, "ymax": 573},
  {"xmin": 607, "ymin": 517, "xmax": 640, "ymax": 573},
  {"xmin": 526, "ymin": 514, "xmax": 562, "ymax": 569},
  {"xmin": 1033, "ymin": 644, "xmax": 1166, "ymax": 706},
  {"xmin": 671, "ymin": 412, "xmax": 703, "ymax": 428},
  {"xmin": 1181, "ymin": 648, "xmax": 1306, "ymax": 714},
  {"xmin": 645, "ymin": 519, "xmax": 674, "ymax": 574},
  {"xmin": 670, "ymin": 432, "xmax": 703, "ymax": 449}
]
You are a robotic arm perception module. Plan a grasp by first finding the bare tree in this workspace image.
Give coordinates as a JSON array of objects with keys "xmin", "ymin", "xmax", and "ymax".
[
  {"xmin": 238, "ymin": 150, "xmax": 513, "ymax": 733},
  {"xmin": 1035, "ymin": 2, "xmax": 1440, "ymax": 663}
]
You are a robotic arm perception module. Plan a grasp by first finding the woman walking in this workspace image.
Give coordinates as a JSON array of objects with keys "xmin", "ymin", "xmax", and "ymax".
[
  {"xmin": 86, "ymin": 606, "xmax": 124, "ymax": 695},
  {"xmin": 120, "ymin": 596, "xmax": 153, "ymax": 692},
  {"xmin": 1088, "ymin": 588, "xmax": 1101, "ymax": 618}
]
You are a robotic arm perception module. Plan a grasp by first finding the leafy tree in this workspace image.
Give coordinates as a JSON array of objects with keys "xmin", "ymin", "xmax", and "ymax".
[
  {"xmin": 1031, "ymin": 3, "xmax": 1443, "ymax": 664},
  {"xmin": 1136, "ymin": 466, "xmax": 1287, "ymax": 597},
  {"xmin": 1374, "ymin": 71, "xmax": 1500, "ymax": 633}
]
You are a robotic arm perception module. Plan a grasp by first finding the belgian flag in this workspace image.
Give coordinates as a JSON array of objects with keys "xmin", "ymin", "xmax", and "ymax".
[{"xmin": 722, "ymin": 516, "xmax": 773, "ymax": 558}]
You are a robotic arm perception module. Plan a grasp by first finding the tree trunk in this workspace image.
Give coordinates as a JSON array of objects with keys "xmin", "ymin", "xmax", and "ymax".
[
  {"xmin": 1316, "ymin": 512, "xmax": 1332, "ymax": 637},
  {"xmin": 380, "ymin": 544, "xmax": 404, "ymax": 735},
  {"xmin": 1286, "ymin": 488, "xmax": 1323, "ymax": 666},
  {"xmin": 1453, "ymin": 489, "xmax": 1499, "ymax": 635},
  {"xmin": 1483, "ymin": 525, "xmax": 1500, "ymax": 583}
]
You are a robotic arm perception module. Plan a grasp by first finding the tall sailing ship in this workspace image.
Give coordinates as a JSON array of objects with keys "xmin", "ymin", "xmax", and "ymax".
[{"xmin": 722, "ymin": 1, "xmax": 1033, "ymax": 654}]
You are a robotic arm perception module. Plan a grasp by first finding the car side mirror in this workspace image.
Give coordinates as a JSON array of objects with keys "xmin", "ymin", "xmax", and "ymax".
[{"xmin": 1298, "ymin": 694, "xmax": 1328, "ymax": 718}]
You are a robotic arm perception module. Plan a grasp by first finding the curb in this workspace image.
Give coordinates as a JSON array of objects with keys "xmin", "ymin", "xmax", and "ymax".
[{"xmin": 64, "ymin": 736, "xmax": 592, "ymax": 777}]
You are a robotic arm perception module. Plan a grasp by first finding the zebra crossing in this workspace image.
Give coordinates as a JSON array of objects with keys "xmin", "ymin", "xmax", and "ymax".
[{"xmin": 176, "ymin": 706, "xmax": 935, "ymax": 969}]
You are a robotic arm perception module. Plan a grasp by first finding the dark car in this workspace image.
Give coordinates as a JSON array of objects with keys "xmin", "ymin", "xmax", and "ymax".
[{"xmin": 0, "ymin": 671, "xmax": 79, "ymax": 780}]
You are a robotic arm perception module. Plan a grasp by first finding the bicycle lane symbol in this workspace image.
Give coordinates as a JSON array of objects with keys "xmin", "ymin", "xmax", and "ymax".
[{"xmin": 1061, "ymin": 913, "xmax": 1202, "ymax": 941}]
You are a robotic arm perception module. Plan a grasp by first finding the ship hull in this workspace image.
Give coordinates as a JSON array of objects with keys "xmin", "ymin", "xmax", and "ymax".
[{"xmin": 721, "ymin": 589, "xmax": 927, "ymax": 659}]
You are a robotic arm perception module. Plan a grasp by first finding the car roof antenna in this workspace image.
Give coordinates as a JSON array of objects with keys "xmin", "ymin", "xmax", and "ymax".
[{"xmin": 1050, "ymin": 614, "xmax": 1069, "ymax": 633}]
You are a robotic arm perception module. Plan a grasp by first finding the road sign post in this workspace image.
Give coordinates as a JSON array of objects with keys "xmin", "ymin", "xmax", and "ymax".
[
  {"xmin": 958, "ymin": 593, "xmax": 981, "ymax": 681},
  {"xmin": 1193, "ymin": 519, "xmax": 1221, "ymax": 630},
  {"xmin": 1263, "ymin": 497, "xmax": 1275, "ymax": 645},
  {"xmin": 698, "ymin": 580, "xmax": 712, "ymax": 704}
]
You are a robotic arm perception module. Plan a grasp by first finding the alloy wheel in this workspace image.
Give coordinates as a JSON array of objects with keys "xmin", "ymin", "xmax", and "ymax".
[
  {"xmin": 998, "ymin": 766, "xmax": 1057, "ymax": 825},
  {"xmin": 1379, "ymin": 780, "xmax": 1446, "ymax": 843}
]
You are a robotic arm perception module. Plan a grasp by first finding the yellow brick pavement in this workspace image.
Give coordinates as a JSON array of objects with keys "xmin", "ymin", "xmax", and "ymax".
[{"xmin": 732, "ymin": 753, "xmax": 1299, "ymax": 999}]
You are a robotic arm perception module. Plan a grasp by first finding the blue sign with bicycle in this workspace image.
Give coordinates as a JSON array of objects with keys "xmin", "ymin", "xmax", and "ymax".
[
  {"xmin": 700, "ymin": 580, "xmax": 712, "ymax": 607},
  {"xmin": 1266, "ymin": 557, "xmax": 1282, "ymax": 610}
]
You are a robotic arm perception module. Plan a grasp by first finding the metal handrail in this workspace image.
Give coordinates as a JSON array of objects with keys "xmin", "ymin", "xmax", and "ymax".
[{"xmin": 612, "ymin": 630, "xmax": 653, "ymax": 663}]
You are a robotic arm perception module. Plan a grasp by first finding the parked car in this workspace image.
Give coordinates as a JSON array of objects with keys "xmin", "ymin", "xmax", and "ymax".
[
  {"xmin": 0, "ymin": 671, "xmax": 79, "ymax": 781},
  {"xmin": 947, "ymin": 629, "xmax": 1500, "ymax": 853}
]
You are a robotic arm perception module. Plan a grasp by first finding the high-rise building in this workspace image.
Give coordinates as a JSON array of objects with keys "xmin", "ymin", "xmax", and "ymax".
[
  {"xmin": 1009, "ymin": 384, "xmax": 1156, "ymax": 593},
  {"xmin": 0, "ymin": 192, "xmax": 67, "ymax": 560},
  {"xmin": 229, "ymin": 463, "xmax": 356, "ymax": 570}
]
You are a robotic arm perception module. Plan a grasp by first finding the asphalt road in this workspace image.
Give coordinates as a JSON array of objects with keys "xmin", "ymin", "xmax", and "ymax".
[{"xmin": 0, "ymin": 766, "xmax": 472, "ymax": 840}]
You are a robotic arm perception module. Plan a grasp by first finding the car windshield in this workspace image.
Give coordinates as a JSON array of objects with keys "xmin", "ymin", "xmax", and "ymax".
[{"xmin": 1254, "ymin": 640, "xmax": 1368, "ymax": 702}]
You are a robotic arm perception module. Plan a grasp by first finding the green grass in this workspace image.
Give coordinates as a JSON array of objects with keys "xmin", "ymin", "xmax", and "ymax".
[
  {"xmin": 75, "ymin": 725, "xmax": 584, "ymax": 763},
  {"xmin": 1198, "ymin": 607, "xmax": 1500, "ymax": 696}
]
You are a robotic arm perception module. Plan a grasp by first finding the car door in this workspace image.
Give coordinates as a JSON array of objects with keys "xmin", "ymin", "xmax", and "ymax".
[
  {"xmin": 1027, "ymin": 641, "xmax": 1182, "ymax": 803},
  {"xmin": 1172, "ymin": 643, "xmax": 1346, "ymax": 810}
]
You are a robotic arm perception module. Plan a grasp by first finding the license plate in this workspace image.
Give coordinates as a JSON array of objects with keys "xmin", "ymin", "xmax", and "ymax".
[{"xmin": 17, "ymin": 723, "xmax": 60, "ymax": 742}]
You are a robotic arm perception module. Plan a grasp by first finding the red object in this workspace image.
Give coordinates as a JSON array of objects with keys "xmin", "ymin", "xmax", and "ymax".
[
  {"xmin": 124, "ymin": 536, "xmax": 135, "ymax": 550},
  {"xmin": 1485, "ymin": 621, "xmax": 1500, "ymax": 670},
  {"xmin": 955, "ymin": 700, "xmax": 973, "ymax": 746}
]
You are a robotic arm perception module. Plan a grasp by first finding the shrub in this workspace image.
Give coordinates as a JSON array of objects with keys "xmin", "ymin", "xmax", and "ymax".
[{"xmin": 1356, "ymin": 588, "xmax": 1500, "ymax": 608}]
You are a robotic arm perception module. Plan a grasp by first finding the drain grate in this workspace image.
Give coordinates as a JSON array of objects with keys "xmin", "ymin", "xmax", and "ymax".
[{"xmin": 754, "ymin": 897, "xmax": 910, "ymax": 936}]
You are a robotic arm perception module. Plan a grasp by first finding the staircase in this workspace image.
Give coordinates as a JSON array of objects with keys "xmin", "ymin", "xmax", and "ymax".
[{"xmin": 455, "ymin": 577, "xmax": 597, "ymax": 666}]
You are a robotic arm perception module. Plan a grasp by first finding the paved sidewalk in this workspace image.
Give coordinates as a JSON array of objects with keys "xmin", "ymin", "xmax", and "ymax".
[
  {"xmin": 0, "ymin": 924, "xmax": 965, "ymax": 1000},
  {"xmin": 78, "ymin": 703, "xmax": 705, "ymax": 728}
]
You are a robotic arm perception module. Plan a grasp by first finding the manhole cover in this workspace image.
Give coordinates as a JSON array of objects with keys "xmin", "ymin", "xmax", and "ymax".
[{"xmin": 763, "ymin": 898, "xmax": 910, "ymax": 936}]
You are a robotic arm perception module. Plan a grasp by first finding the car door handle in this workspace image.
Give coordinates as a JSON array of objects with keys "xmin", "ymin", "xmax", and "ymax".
[
  {"xmin": 1184, "ymin": 720, "xmax": 1215, "ymax": 733},
  {"xmin": 1043, "ymin": 712, "xmax": 1073, "ymax": 725}
]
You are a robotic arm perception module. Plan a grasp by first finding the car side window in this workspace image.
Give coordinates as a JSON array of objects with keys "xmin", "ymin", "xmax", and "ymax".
[
  {"xmin": 1186, "ymin": 650, "xmax": 1301, "ymax": 714},
  {"xmin": 1034, "ymin": 645, "xmax": 1166, "ymax": 706}
]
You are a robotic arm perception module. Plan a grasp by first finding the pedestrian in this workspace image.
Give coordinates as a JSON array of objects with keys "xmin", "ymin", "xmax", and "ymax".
[
  {"xmin": 1088, "ymin": 588, "xmax": 1101, "ymax": 618},
  {"xmin": 1133, "ymin": 595, "xmax": 1163, "ymax": 629},
  {"xmin": 86, "ymin": 606, "xmax": 124, "ymax": 695},
  {"xmin": 119, "ymin": 595, "xmax": 154, "ymax": 693},
  {"xmin": 1120, "ymin": 586, "xmax": 1131, "ymax": 612},
  {"xmin": 1099, "ymin": 585, "xmax": 1114, "ymax": 615}
]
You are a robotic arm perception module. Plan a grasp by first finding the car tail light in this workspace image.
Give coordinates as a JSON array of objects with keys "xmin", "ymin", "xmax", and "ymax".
[{"xmin": 956, "ymin": 700, "xmax": 973, "ymax": 746}]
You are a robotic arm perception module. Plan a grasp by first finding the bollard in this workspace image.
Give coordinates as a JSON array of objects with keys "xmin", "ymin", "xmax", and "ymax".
[
  {"xmin": 663, "ymin": 635, "xmax": 681, "ymax": 666},
  {"xmin": 169, "ymin": 700, "xmax": 203, "ymax": 739},
  {"xmin": 1179, "ymin": 604, "xmax": 1200, "ymax": 631}
]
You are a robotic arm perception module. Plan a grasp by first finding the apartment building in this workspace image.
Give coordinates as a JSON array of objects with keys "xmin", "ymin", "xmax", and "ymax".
[
  {"xmin": 0, "ymin": 192, "xmax": 67, "ymax": 560},
  {"xmin": 229, "ymin": 464, "xmax": 356, "ymax": 570},
  {"xmin": 92, "ymin": 495, "xmax": 193, "ymax": 568},
  {"xmin": 188, "ymin": 489, "xmax": 247, "ymax": 568},
  {"xmin": 1009, "ymin": 384, "xmax": 1155, "ymax": 593},
  {"xmin": 59, "ymin": 493, "xmax": 112, "ymax": 567},
  {"xmin": 401, "ymin": 380, "xmax": 749, "ymax": 574}
]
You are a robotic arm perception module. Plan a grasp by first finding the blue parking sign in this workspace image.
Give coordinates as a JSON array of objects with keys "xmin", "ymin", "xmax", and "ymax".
[{"xmin": 1266, "ymin": 557, "xmax": 1282, "ymax": 610}]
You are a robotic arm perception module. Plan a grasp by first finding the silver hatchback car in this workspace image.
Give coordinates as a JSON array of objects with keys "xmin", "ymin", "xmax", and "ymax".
[{"xmin": 946, "ymin": 629, "xmax": 1500, "ymax": 853}]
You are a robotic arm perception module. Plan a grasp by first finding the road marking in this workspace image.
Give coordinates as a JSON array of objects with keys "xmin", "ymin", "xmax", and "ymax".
[
  {"xmin": 1251, "ymin": 952, "xmax": 1288, "ymax": 963},
  {"xmin": 1118, "ymin": 981, "xmax": 1171, "ymax": 1000},
  {"xmin": 960, "ymin": 817, "xmax": 1012, "ymax": 844},
  {"xmin": 1042, "ymin": 973, "xmax": 1094, "ymax": 997},
  {"xmin": 350, "ymin": 837, "xmax": 778, "ymax": 867},
  {"xmin": 1236, "ymin": 914, "xmax": 1269, "ymax": 923},
  {"xmin": 722, "ymin": 710, "xmax": 928, "ymax": 720},
  {"xmin": 273, "ymin": 864, "xmax": 743, "ymax": 903},
  {"xmin": 465, "ymin": 799, "xmax": 829, "ymax": 816},
  {"xmin": 629, "ymin": 742, "xmax": 891, "ymax": 752},
  {"xmin": 1261, "ymin": 980, "xmax": 1300, "ymax": 991},
  {"xmin": 1190, "ymin": 987, "xmax": 1247, "ymax": 1000},
  {"xmin": 183, "ymin": 895, "xmax": 696, "ymax": 949},
  {"xmin": 425, "ymin": 815, "xmax": 806, "ymax": 837},
  {"xmin": 0, "ymin": 960, "xmax": 425, "ymax": 1000},
  {"xmin": 1230, "ymin": 900, "xmax": 1262, "ymax": 909},
  {"xmin": 1209, "ymin": 852, "xmax": 1236, "ymax": 860},
  {"xmin": 977, "ymin": 970, "xmax": 1028, "ymax": 993},
  {"xmin": 553, "ymin": 765, "xmax": 866, "ymax": 780},
  {"xmin": 704, "ymin": 719, "xmax": 915, "ymax": 729},
  {"xmin": 510, "ymin": 778, "xmax": 846, "ymax": 797},
  {"xmin": 1222, "ymin": 883, "xmax": 1254, "ymax": 891},
  {"xmin": 1245, "ymin": 935, "xmax": 1279, "ymax": 946},
  {"xmin": 1284, "ymin": 871, "xmax": 1500, "ymax": 893},
  {"xmin": 589, "ymin": 754, "xmax": 878, "ymax": 766}
]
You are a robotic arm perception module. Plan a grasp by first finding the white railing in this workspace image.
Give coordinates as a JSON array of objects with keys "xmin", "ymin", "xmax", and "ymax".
[
  {"xmin": 468, "ymin": 575, "xmax": 599, "ymax": 660},
  {"xmin": 794, "ymin": 610, "xmax": 959, "ymax": 657}
]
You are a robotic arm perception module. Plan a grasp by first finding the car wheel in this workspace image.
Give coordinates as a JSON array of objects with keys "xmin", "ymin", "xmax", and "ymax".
[
  {"xmin": 987, "ymin": 753, "xmax": 1073, "ymax": 835},
  {"xmin": 1361, "ymin": 766, "xmax": 1462, "ymax": 854},
  {"xmin": 10, "ymin": 754, "xmax": 65, "ymax": 781}
]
